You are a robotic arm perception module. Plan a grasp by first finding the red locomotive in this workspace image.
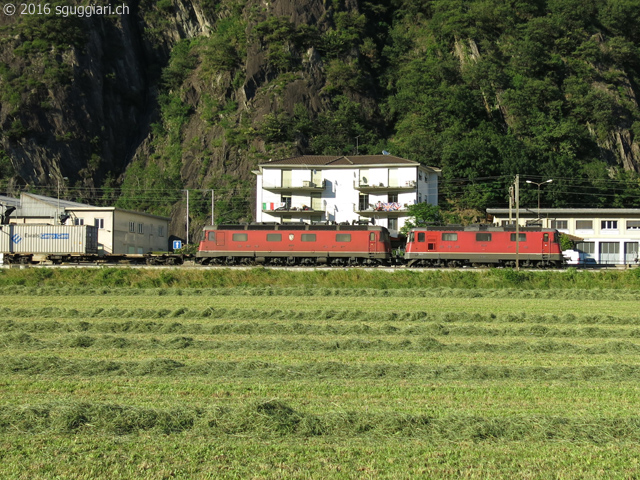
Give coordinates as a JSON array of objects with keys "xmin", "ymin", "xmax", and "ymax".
[
  {"xmin": 196, "ymin": 223, "xmax": 392, "ymax": 266},
  {"xmin": 404, "ymin": 225, "xmax": 564, "ymax": 268}
]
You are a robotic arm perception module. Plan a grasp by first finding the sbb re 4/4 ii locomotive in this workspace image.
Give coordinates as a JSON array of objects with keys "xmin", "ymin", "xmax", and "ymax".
[
  {"xmin": 404, "ymin": 225, "xmax": 564, "ymax": 268},
  {"xmin": 196, "ymin": 223, "xmax": 392, "ymax": 266}
]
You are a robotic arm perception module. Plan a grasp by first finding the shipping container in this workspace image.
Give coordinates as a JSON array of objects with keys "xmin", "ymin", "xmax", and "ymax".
[{"xmin": 0, "ymin": 224, "xmax": 98, "ymax": 255}]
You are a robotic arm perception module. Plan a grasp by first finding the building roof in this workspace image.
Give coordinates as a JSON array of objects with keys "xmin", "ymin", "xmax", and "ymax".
[
  {"xmin": 22, "ymin": 192, "xmax": 89, "ymax": 208},
  {"xmin": 488, "ymin": 208, "xmax": 640, "ymax": 215},
  {"xmin": 17, "ymin": 193, "xmax": 170, "ymax": 221},
  {"xmin": 259, "ymin": 155, "xmax": 441, "ymax": 172},
  {"xmin": 0, "ymin": 195, "xmax": 20, "ymax": 208}
]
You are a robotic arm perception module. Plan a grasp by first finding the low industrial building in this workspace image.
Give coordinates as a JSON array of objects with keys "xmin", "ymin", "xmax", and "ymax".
[
  {"xmin": 1, "ymin": 193, "xmax": 170, "ymax": 254},
  {"xmin": 487, "ymin": 207, "xmax": 640, "ymax": 264}
]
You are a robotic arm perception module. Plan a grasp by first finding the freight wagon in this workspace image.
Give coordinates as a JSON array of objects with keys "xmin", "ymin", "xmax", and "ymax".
[{"xmin": 0, "ymin": 224, "xmax": 98, "ymax": 264}]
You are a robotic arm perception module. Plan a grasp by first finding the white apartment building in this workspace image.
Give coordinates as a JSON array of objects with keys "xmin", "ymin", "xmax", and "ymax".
[
  {"xmin": 253, "ymin": 155, "xmax": 441, "ymax": 236},
  {"xmin": 487, "ymin": 207, "xmax": 640, "ymax": 264}
]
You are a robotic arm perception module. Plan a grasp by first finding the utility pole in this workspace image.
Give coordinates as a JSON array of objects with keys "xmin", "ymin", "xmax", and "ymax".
[
  {"xmin": 211, "ymin": 188, "xmax": 215, "ymax": 225},
  {"xmin": 185, "ymin": 189, "xmax": 189, "ymax": 246},
  {"xmin": 515, "ymin": 174, "xmax": 520, "ymax": 271},
  {"xmin": 49, "ymin": 174, "xmax": 68, "ymax": 224},
  {"xmin": 509, "ymin": 185, "xmax": 514, "ymax": 225}
]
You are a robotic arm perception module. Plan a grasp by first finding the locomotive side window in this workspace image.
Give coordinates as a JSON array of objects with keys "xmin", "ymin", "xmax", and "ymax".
[
  {"xmin": 336, "ymin": 234, "xmax": 351, "ymax": 242},
  {"xmin": 370, "ymin": 233, "xmax": 375, "ymax": 241},
  {"xmin": 510, "ymin": 233, "xmax": 526, "ymax": 241},
  {"xmin": 543, "ymin": 233, "xmax": 549, "ymax": 242},
  {"xmin": 232, "ymin": 233, "xmax": 248, "ymax": 242},
  {"xmin": 301, "ymin": 234, "xmax": 316, "ymax": 242},
  {"xmin": 476, "ymin": 233, "xmax": 492, "ymax": 242},
  {"xmin": 207, "ymin": 231, "xmax": 215, "ymax": 241},
  {"xmin": 442, "ymin": 233, "xmax": 458, "ymax": 241},
  {"xmin": 267, "ymin": 234, "xmax": 282, "ymax": 242},
  {"xmin": 417, "ymin": 232, "xmax": 425, "ymax": 242}
]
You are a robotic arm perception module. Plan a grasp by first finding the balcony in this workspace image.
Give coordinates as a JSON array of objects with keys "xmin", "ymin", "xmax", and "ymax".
[
  {"xmin": 354, "ymin": 180, "xmax": 416, "ymax": 193},
  {"xmin": 263, "ymin": 205, "xmax": 323, "ymax": 216},
  {"xmin": 354, "ymin": 202, "xmax": 409, "ymax": 217},
  {"xmin": 262, "ymin": 180, "xmax": 326, "ymax": 193}
]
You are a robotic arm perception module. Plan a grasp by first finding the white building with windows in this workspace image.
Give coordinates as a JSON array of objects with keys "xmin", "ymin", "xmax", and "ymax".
[
  {"xmin": 2, "ymin": 193, "xmax": 170, "ymax": 254},
  {"xmin": 253, "ymin": 155, "xmax": 441, "ymax": 236},
  {"xmin": 487, "ymin": 208, "xmax": 640, "ymax": 264}
]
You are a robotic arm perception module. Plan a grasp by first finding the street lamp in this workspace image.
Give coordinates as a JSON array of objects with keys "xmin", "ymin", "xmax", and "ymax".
[{"xmin": 525, "ymin": 179, "xmax": 552, "ymax": 221}]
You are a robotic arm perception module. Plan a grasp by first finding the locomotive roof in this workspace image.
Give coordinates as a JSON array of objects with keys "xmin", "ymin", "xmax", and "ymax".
[
  {"xmin": 410, "ymin": 224, "xmax": 558, "ymax": 232},
  {"xmin": 204, "ymin": 223, "xmax": 387, "ymax": 232}
]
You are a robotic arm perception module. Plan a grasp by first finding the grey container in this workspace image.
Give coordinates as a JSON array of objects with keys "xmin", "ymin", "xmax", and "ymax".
[{"xmin": 0, "ymin": 224, "xmax": 98, "ymax": 254}]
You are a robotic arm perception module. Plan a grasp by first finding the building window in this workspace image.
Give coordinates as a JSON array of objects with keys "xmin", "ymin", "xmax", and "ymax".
[
  {"xmin": 476, "ymin": 233, "xmax": 492, "ymax": 242},
  {"xmin": 137, "ymin": 223, "xmax": 144, "ymax": 234},
  {"xmin": 600, "ymin": 242, "xmax": 620, "ymax": 264},
  {"xmin": 388, "ymin": 218, "xmax": 398, "ymax": 231},
  {"xmin": 510, "ymin": 233, "xmax": 527, "ymax": 242},
  {"xmin": 158, "ymin": 226, "xmax": 164, "ymax": 237},
  {"xmin": 267, "ymin": 234, "xmax": 282, "ymax": 242},
  {"xmin": 576, "ymin": 242, "xmax": 595, "ymax": 254},
  {"xmin": 551, "ymin": 220, "xmax": 567, "ymax": 229},
  {"xmin": 576, "ymin": 220, "xmax": 593, "ymax": 230},
  {"xmin": 442, "ymin": 233, "xmax": 458, "ymax": 241},
  {"xmin": 301, "ymin": 234, "xmax": 316, "ymax": 242},
  {"xmin": 359, "ymin": 193, "xmax": 369, "ymax": 211},
  {"xmin": 281, "ymin": 194, "xmax": 292, "ymax": 209},
  {"xmin": 129, "ymin": 221, "xmax": 135, "ymax": 233},
  {"xmin": 336, "ymin": 234, "xmax": 351, "ymax": 242},
  {"xmin": 418, "ymin": 171, "xmax": 423, "ymax": 181},
  {"xmin": 232, "ymin": 233, "xmax": 248, "ymax": 242},
  {"xmin": 627, "ymin": 221, "xmax": 640, "ymax": 230},
  {"xmin": 418, "ymin": 194, "xmax": 422, "ymax": 203},
  {"xmin": 388, "ymin": 193, "xmax": 398, "ymax": 203},
  {"xmin": 601, "ymin": 220, "xmax": 618, "ymax": 230},
  {"xmin": 94, "ymin": 218, "xmax": 104, "ymax": 229},
  {"xmin": 74, "ymin": 218, "xmax": 84, "ymax": 226}
]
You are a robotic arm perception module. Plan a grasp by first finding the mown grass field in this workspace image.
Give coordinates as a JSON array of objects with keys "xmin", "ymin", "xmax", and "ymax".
[{"xmin": 2, "ymin": 268, "xmax": 640, "ymax": 478}]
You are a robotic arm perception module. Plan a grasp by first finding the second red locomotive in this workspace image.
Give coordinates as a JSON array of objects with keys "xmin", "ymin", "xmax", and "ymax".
[
  {"xmin": 405, "ymin": 225, "xmax": 564, "ymax": 268},
  {"xmin": 197, "ymin": 223, "xmax": 392, "ymax": 266}
]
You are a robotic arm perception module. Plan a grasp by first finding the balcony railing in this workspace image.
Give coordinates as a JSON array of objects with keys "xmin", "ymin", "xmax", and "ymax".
[
  {"xmin": 354, "ymin": 180, "xmax": 416, "ymax": 192},
  {"xmin": 353, "ymin": 202, "xmax": 409, "ymax": 216},
  {"xmin": 262, "ymin": 180, "xmax": 326, "ymax": 192}
]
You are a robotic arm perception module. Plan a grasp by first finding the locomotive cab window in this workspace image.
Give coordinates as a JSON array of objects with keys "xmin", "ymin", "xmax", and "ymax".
[
  {"xmin": 301, "ymin": 234, "xmax": 316, "ymax": 242},
  {"xmin": 232, "ymin": 233, "xmax": 248, "ymax": 242},
  {"xmin": 336, "ymin": 234, "xmax": 351, "ymax": 242},
  {"xmin": 417, "ymin": 232, "xmax": 425, "ymax": 242},
  {"xmin": 476, "ymin": 233, "xmax": 492, "ymax": 242},
  {"xmin": 370, "ymin": 233, "xmax": 375, "ymax": 241},
  {"xmin": 442, "ymin": 233, "xmax": 458, "ymax": 241},
  {"xmin": 510, "ymin": 233, "xmax": 526, "ymax": 241},
  {"xmin": 207, "ymin": 231, "xmax": 215, "ymax": 241},
  {"xmin": 267, "ymin": 234, "xmax": 282, "ymax": 242}
]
